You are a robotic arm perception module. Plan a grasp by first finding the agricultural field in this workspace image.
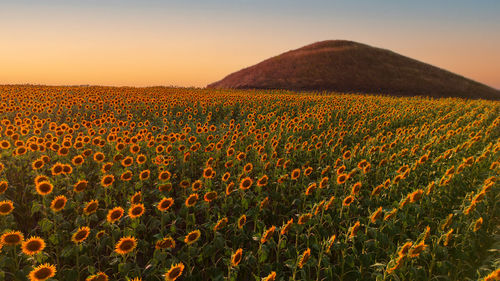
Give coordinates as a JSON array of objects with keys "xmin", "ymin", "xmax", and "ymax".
[{"xmin": 0, "ymin": 85, "xmax": 498, "ymax": 281}]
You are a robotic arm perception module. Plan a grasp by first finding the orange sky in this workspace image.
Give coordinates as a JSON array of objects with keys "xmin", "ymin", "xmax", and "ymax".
[{"xmin": 1, "ymin": 1, "xmax": 499, "ymax": 89}]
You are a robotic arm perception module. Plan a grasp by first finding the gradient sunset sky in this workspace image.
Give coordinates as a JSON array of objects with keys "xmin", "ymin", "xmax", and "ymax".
[{"xmin": 1, "ymin": 0, "xmax": 499, "ymax": 89}]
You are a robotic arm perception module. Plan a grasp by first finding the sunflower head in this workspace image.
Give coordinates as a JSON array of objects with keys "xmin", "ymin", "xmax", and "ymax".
[
  {"xmin": 115, "ymin": 236, "xmax": 137, "ymax": 255},
  {"xmin": 50, "ymin": 196, "xmax": 67, "ymax": 212},
  {"xmin": 22, "ymin": 236, "xmax": 46, "ymax": 255},
  {"xmin": 128, "ymin": 203, "xmax": 145, "ymax": 219},
  {"xmin": 28, "ymin": 263, "xmax": 56, "ymax": 281},
  {"xmin": 298, "ymin": 248, "xmax": 311, "ymax": 268},
  {"xmin": 1, "ymin": 230, "xmax": 24, "ymax": 246},
  {"xmin": 184, "ymin": 230, "xmax": 201, "ymax": 245},
  {"xmin": 85, "ymin": 272, "xmax": 108, "ymax": 281},
  {"xmin": 239, "ymin": 177, "xmax": 253, "ymax": 190},
  {"xmin": 155, "ymin": 237, "xmax": 176, "ymax": 250},
  {"xmin": 231, "ymin": 248, "xmax": 243, "ymax": 267},
  {"xmin": 74, "ymin": 180, "xmax": 88, "ymax": 193},
  {"xmin": 107, "ymin": 207, "xmax": 124, "ymax": 223},
  {"xmin": 83, "ymin": 200, "xmax": 99, "ymax": 215},
  {"xmin": 185, "ymin": 194, "xmax": 198, "ymax": 207},
  {"xmin": 71, "ymin": 227, "xmax": 90, "ymax": 244},
  {"xmin": 0, "ymin": 200, "xmax": 14, "ymax": 215},
  {"xmin": 165, "ymin": 262, "xmax": 185, "ymax": 281},
  {"xmin": 35, "ymin": 181, "xmax": 53, "ymax": 196},
  {"xmin": 157, "ymin": 198, "xmax": 174, "ymax": 212}
]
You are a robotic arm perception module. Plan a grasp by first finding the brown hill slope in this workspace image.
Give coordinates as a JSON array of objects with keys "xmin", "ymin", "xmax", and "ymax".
[{"xmin": 207, "ymin": 40, "xmax": 500, "ymax": 99}]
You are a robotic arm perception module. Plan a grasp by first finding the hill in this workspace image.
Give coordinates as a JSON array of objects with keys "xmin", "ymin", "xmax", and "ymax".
[{"xmin": 207, "ymin": 40, "xmax": 500, "ymax": 99}]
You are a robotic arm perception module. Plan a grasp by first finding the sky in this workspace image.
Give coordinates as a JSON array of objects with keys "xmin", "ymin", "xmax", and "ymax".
[{"xmin": 1, "ymin": 0, "xmax": 499, "ymax": 89}]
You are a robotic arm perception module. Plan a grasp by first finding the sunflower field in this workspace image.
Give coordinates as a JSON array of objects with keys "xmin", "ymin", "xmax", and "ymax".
[{"xmin": 0, "ymin": 85, "xmax": 499, "ymax": 281}]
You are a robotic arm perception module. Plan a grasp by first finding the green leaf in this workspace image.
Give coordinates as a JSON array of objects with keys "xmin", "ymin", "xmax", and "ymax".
[
  {"xmin": 39, "ymin": 218, "xmax": 53, "ymax": 233},
  {"xmin": 31, "ymin": 202, "xmax": 42, "ymax": 215}
]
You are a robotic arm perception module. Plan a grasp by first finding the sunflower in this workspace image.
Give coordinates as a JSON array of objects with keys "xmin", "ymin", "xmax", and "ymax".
[
  {"xmin": 384, "ymin": 208, "xmax": 398, "ymax": 221},
  {"xmin": 257, "ymin": 175, "xmax": 268, "ymax": 187},
  {"xmin": 51, "ymin": 163, "xmax": 63, "ymax": 175},
  {"xmin": 1, "ymin": 230, "xmax": 24, "ymax": 245},
  {"xmin": 165, "ymin": 262, "xmax": 184, "ymax": 281},
  {"xmin": 324, "ymin": 196, "xmax": 335, "ymax": 211},
  {"xmin": 336, "ymin": 173, "xmax": 348, "ymax": 184},
  {"xmin": 213, "ymin": 217, "xmax": 228, "ymax": 232},
  {"xmin": 22, "ymin": 236, "xmax": 46, "ymax": 255},
  {"xmin": 473, "ymin": 217, "xmax": 483, "ymax": 232},
  {"xmin": 443, "ymin": 229, "xmax": 453, "ymax": 246},
  {"xmin": 101, "ymin": 162, "xmax": 113, "ymax": 173},
  {"xmin": 386, "ymin": 255, "xmax": 404, "ymax": 274},
  {"xmin": 74, "ymin": 180, "xmax": 88, "ymax": 193},
  {"xmin": 101, "ymin": 174, "xmax": 114, "ymax": 187},
  {"xmin": 136, "ymin": 154, "xmax": 147, "ymax": 164},
  {"xmin": 28, "ymin": 263, "xmax": 56, "ymax": 281},
  {"xmin": 305, "ymin": 183, "xmax": 316, "ymax": 196},
  {"xmin": 237, "ymin": 214, "xmax": 247, "ymax": 229},
  {"xmin": 225, "ymin": 182, "xmax": 235, "ymax": 195},
  {"xmin": 342, "ymin": 195, "xmax": 355, "ymax": 207},
  {"xmin": 371, "ymin": 185, "xmax": 384, "ymax": 196},
  {"xmin": 260, "ymin": 197, "xmax": 269, "ymax": 210},
  {"xmin": 83, "ymin": 200, "xmax": 99, "ymax": 215},
  {"xmin": 50, "ymin": 195, "xmax": 67, "ymax": 212},
  {"xmin": 261, "ymin": 225, "xmax": 275, "ymax": 244},
  {"xmin": 349, "ymin": 221, "xmax": 361, "ymax": 238},
  {"xmin": 130, "ymin": 191, "xmax": 142, "ymax": 204},
  {"xmin": 342, "ymin": 150, "xmax": 351, "ymax": 160},
  {"xmin": 121, "ymin": 156, "xmax": 133, "ymax": 167},
  {"xmin": 204, "ymin": 191, "xmax": 217, "ymax": 202},
  {"xmin": 239, "ymin": 177, "xmax": 253, "ymax": 190},
  {"xmin": 398, "ymin": 241, "xmax": 413, "ymax": 257},
  {"xmin": 155, "ymin": 237, "xmax": 176, "ymax": 250},
  {"xmin": 120, "ymin": 170, "xmax": 133, "ymax": 181},
  {"xmin": 370, "ymin": 207, "xmax": 383, "ymax": 223},
  {"xmin": 243, "ymin": 163, "xmax": 253, "ymax": 173},
  {"xmin": 31, "ymin": 158, "xmax": 44, "ymax": 170},
  {"xmin": 298, "ymin": 213, "xmax": 312, "ymax": 225},
  {"xmin": 158, "ymin": 170, "xmax": 171, "ymax": 181},
  {"xmin": 262, "ymin": 272, "xmax": 276, "ymax": 281},
  {"xmin": 71, "ymin": 155, "xmax": 84, "ymax": 165},
  {"xmin": 221, "ymin": 172, "xmax": 230, "ymax": 182},
  {"xmin": 107, "ymin": 207, "xmax": 124, "ymax": 223},
  {"xmin": 0, "ymin": 200, "xmax": 14, "ymax": 215},
  {"xmin": 304, "ymin": 167, "xmax": 313, "ymax": 176},
  {"xmin": 280, "ymin": 218, "xmax": 293, "ymax": 235},
  {"xmin": 410, "ymin": 189, "xmax": 424, "ymax": 202},
  {"xmin": 85, "ymin": 272, "xmax": 108, "ymax": 281},
  {"xmin": 185, "ymin": 194, "xmax": 198, "ymax": 207},
  {"xmin": 351, "ymin": 182, "xmax": 362, "ymax": 195},
  {"xmin": 35, "ymin": 181, "xmax": 53, "ymax": 196},
  {"xmin": 96, "ymin": 230, "xmax": 106, "ymax": 239},
  {"xmin": 184, "ymin": 230, "xmax": 201, "ymax": 245},
  {"xmin": 191, "ymin": 180, "xmax": 203, "ymax": 191},
  {"xmin": 62, "ymin": 164, "xmax": 73, "ymax": 175},
  {"xmin": 115, "ymin": 236, "xmax": 137, "ymax": 255},
  {"xmin": 128, "ymin": 203, "xmax": 145, "ymax": 219},
  {"xmin": 231, "ymin": 248, "xmax": 243, "ymax": 267},
  {"xmin": 298, "ymin": 248, "xmax": 311, "ymax": 268},
  {"xmin": 202, "ymin": 167, "xmax": 215, "ymax": 179},
  {"xmin": 0, "ymin": 181, "xmax": 8, "ymax": 194},
  {"xmin": 290, "ymin": 168, "xmax": 300, "ymax": 180},
  {"xmin": 139, "ymin": 170, "xmax": 150, "ymax": 180},
  {"xmin": 408, "ymin": 241, "xmax": 427, "ymax": 257},
  {"xmin": 157, "ymin": 198, "xmax": 174, "ymax": 212},
  {"xmin": 179, "ymin": 180, "xmax": 190, "ymax": 189},
  {"xmin": 71, "ymin": 227, "xmax": 90, "ymax": 244}
]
